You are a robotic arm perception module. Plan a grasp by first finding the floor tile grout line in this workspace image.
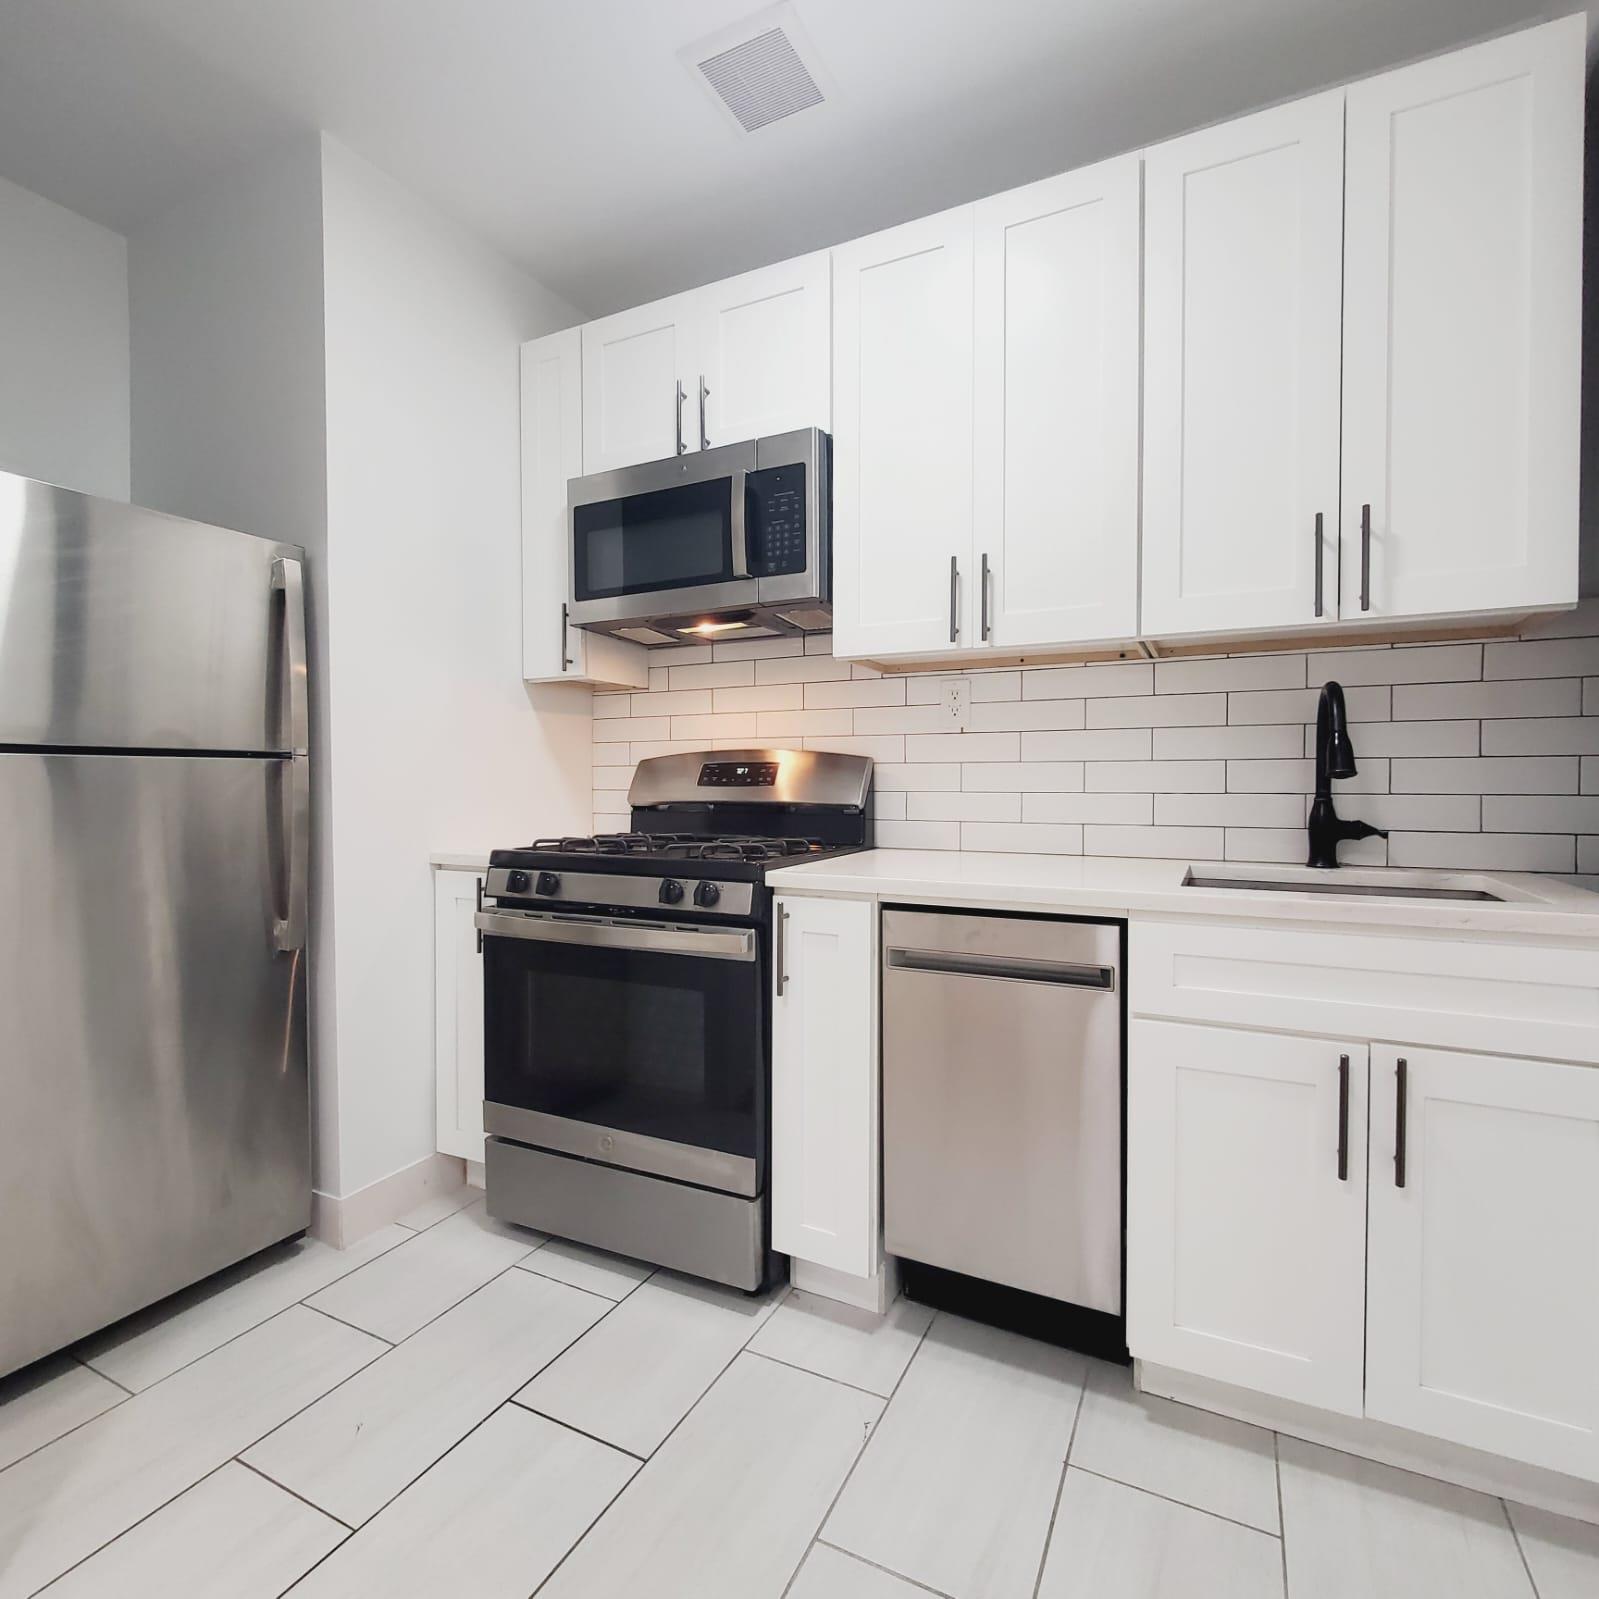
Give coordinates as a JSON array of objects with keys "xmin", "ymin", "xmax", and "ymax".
[
  {"xmin": 1499, "ymin": 1496, "xmax": 1543, "ymax": 1599},
  {"xmin": 300, "ymin": 1303, "xmax": 396, "ymax": 1346},
  {"xmin": 0, "ymin": 1374, "xmax": 134, "ymax": 1484},
  {"xmin": 1030, "ymin": 1362, "xmax": 1092, "ymax": 1599},
  {"xmin": 812, "ymin": 1539, "xmax": 960, "ymax": 1599},
  {"xmin": 512, "ymin": 1257, "xmax": 657, "ymax": 1303},
  {"xmin": 1275, "ymin": 1430, "xmax": 1290, "ymax": 1599},
  {"xmin": 777, "ymin": 1300, "xmax": 936, "ymax": 1599},
  {"xmin": 744, "ymin": 1345, "xmax": 900, "ymax": 1402},
  {"xmin": 507, "ymin": 1398, "xmax": 648, "ymax": 1463},
  {"xmin": 1067, "ymin": 1464, "xmax": 1284, "ymax": 1541},
  {"xmin": 71, "ymin": 1352, "xmax": 134, "ymax": 1397},
  {"xmin": 233, "ymin": 1455, "xmax": 355, "ymax": 1532}
]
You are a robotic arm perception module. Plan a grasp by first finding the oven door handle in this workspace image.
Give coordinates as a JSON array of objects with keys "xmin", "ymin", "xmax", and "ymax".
[{"xmin": 475, "ymin": 910, "xmax": 757, "ymax": 962}]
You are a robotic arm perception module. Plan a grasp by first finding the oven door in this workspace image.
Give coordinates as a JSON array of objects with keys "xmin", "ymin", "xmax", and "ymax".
[
  {"xmin": 477, "ymin": 910, "xmax": 765, "ymax": 1197},
  {"xmin": 567, "ymin": 440, "xmax": 760, "ymax": 626}
]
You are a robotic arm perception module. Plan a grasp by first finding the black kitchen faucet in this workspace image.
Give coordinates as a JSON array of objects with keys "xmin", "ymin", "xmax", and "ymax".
[{"xmin": 1307, "ymin": 681, "xmax": 1389, "ymax": 869}]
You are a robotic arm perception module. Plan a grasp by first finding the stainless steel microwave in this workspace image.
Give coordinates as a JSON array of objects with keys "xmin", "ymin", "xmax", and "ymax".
[{"xmin": 566, "ymin": 428, "xmax": 830, "ymax": 646}]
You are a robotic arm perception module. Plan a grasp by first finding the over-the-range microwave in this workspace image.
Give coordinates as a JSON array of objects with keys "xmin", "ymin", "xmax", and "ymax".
[{"xmin": 566, "ymin": 427, "xmax": 830, "ymax": 646}]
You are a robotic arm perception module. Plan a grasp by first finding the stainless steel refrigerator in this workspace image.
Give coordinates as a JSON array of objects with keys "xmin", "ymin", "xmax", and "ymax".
[{"xmin": 0, "ymin": 470, "xmax": 311, "ymax": 1379}]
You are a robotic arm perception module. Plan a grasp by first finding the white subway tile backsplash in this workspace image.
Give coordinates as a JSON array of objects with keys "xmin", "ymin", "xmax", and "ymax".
[
  {"xmin": 594, "ymin": 623, "xmax": 1599, "ymax": 876},
  {"xmin": 960, "ymin": 822, "xmax": 1083, "ymax": 854},
  {"xmin": 1024, "ymin": 792, "xmax": 1154, "ymax": 825},
  {"xmin": 1307, "ymin": 643, "xmax": 1481, "ymax": 686},
  {"xmin": 1088, "ymin": 694, "xmax": 1225, "ymax": 728},
  {"xmin": 1155, "ymin": 654, "xmax": 1305, "ymax": 694},
  {"xmin": 1393, "ymin": 678, "xmax": 1581, "ymax": 721},
  {"xmin": 908, "ymin": 791, "xmax": 1022, "ymax": 822},
  {"xmin": 1391, "ymin": 756, "xmax": 1577, "ymax": 794},
  {"xmin": 1022, "ymin": 662, "xmax": 1153, "ymax": 700}
]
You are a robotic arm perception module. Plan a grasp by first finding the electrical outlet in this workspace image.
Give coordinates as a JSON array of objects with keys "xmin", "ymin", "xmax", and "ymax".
[{"xmin": 940, "ymin": 677, "xmax": 969, "ymax": 729}]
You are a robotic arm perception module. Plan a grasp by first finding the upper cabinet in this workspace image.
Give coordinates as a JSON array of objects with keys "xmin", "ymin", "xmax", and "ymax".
[
  {"xmin": 1141, "ymin": 95, "xmax": 1344, "ymax": 640},
  {"xmin": 974, "ymin": 156, "xmax": 1142, "ymax": 650},
  {"xmin": 1341, "ymin": 18, "xmax": 1583, "ymax": 622},
  {"xmin": 832, "ymin": 207, "xmax": 976, "ymax": 658},
  {"xmin": 581, "ymin": 256, "xmax": 832, "ymax": 472}
]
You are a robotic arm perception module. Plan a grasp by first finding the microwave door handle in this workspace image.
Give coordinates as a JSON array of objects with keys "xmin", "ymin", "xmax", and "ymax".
[{"xmin": 730, "ymin": 468, "xmax": 751, "ymax": 579}]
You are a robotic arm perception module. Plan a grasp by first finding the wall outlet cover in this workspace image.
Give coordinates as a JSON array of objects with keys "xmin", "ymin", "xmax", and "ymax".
[{"xmin": 941, "ymin": 678, "xmax": 970, "ymax": 729}]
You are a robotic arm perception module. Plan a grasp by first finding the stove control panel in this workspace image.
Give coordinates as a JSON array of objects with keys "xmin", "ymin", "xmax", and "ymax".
[
  {"xmin": 698, "ymin": 761, "xmax": 778, "ymax": 788},
  {"xmin": 482, "ymin": 867, "xmax": 755, "ymax": 921}
]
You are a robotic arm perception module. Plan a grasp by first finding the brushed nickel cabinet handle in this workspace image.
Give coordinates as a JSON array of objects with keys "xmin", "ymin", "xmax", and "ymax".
[
  {"xmin": 1337, "ymin": 1053, "xmax": 1349, "ymax": 1181},
  {"xmin": 699, "ymin": 375, "xmax": 710, "ymax": 451},
  {"xmin": 1314, "ymin": 512, "xmax": 1324, "ymax": 619},
  {"xmin": 948, "ymin": 556, "xmax": 960, "ymax": 644},
  {"xmin": 1360, "ymin": 504, "xmax": 1372, "ymax": 613},
  {"xmin": 675, "ymin": 380, "xmax": 687, "ymax": 455},
  {"xmin": 1395, "ymin": 1056, "xmax": 1408, "ymax": 1188},
  {"xmin": 980, "ymin": 553, "xmax": 992, "ymax": 642}
]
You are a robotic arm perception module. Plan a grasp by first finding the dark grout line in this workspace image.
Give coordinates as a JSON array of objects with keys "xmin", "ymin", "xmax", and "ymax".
[
  {"xmin": 73, "ymin": 1354, "xmax": 134, "ymax": 1398},
  {"xmin": 814, "ymin": 1539, "xmax": 960, "ymax": 1598},
  {"xmin": 776, "ymin": 1300, "xmax": 936, "ymax": 1599},
  {"xmin": 1029, "ymin": 1361, "xmax": 1091, "ymax": 1599},
  {"xmin": 1068, "ymin": 1464, "xmax": 1284, "ymax": 1541},
  {"xmin": 743, "ymin": 1346, "xmax": 895, "ymax": 1403},
  {"xmin": 505, "ymin": 1398, "xmax": 647, "ymax": 1462},
  {"xmin": 1275, "ymin": 1431, "xmax": 1291, "ymax": 1598},
  {"xmin": 300, "ymin": 1303, "xmax": 395, "ymax": 1346},
  {"xmin": 1499, "ymin": 1496, "xmax": 1543, "ymax": 1599},
  {"xmin": 235, "ymin": 1455, "xmax": 355, "ymax": 1531}
]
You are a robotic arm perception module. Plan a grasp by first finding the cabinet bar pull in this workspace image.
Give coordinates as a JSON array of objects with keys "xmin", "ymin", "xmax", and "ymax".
[
  {"xmin": 1394, "ymin": 1056, "xmax": 1408, "ymax": 1188},
  {"xmin": 675, "ymin": 380, "xmax": 686, "ymax": 455},
  {"xmin": 560, "ymin": 602, "xmax": 574, "ymax": 671},
  {"xmin": 698, "ymin": 375, "xmax": 710, "ymax": 451},
  {"xmin": 1360, "ymin": 504, "xmax": 1372, "ymax": 612},
  {"xmin": 980, "ymin": 553, "xmax": 992, "ymax": 642},
  {"xmin": 775, "ymin": 906, "xmax": 790, "ymax": 996},
  {"xmin": 1314, "ymin": 512, "xmax": 1324, "ymax": 619},
  {"xmin": 948, "ymin": 556, "xmax": 960, "ymax": 644},
  {"xmin": 475, "ymin": 876, "xmax": 485, "ymax": 955},
  {"xmin": 1337, "ymin": 1053, "xmax": 1350, "ymax": 1181}
]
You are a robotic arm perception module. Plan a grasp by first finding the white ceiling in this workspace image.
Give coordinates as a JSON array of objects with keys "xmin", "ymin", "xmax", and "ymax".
[{"xmin": 0, "ymin": 0, "xmax": 1580, "ymax": 315}]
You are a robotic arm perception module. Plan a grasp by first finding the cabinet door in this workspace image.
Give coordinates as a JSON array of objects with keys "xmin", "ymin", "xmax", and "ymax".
[
  {"xmin": 973, "ymin": 156, "xmax": 1140, "ymax": 649},
  {"xmin": 520, "ymin": 330, "xmax": 648, "ymax": 688},
  {"xmin": 1141, "ymin": 94, "xmax": 1344, "ymax": 640},
  {"xmin": 831, "ymin": 207, "xmax": 975, "ymax": 658},
  {"xmin": 434, "ymin": 869, "xmax": 486, "ymax": 1162},
  {"xmin": 1367, "ymin": 1045, "xmax": 1599, "ymax": 1480},
  {"xmin": 1341, "ymin": 18, "xmax": 1582, "ymax": 621},
  {"xmin": 692, "ymin": 253, "xmax": 830, "ymax": 448},
  {"xmin": 1128, "ymin": 1019, "xmax": 1368, "ymax": 1414},
  {"xmin": 771, "ymin": 895, "xmax": 878, "ymax": 1276},
  {"xmin": 581, "ymin": 294, "xmax": 695, "ymax": 472}
]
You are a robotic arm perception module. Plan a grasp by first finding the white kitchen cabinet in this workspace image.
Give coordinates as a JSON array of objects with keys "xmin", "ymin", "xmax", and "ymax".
[
  {"xmin": 1141, "ymin": 93, "xmax": 1345, "ymax": 640},
  {"xmin": 520, "ymin": 329, "xmax": 648, "ymax": 688},
  {"xmin": 1366, "ymin": 1044, "xmax": 1599, "ymax": 1480},
  {"xmin": 1128, "ymin": 1019, "xmax": 1369, "ymax": 1415},
  {"xmin": 581, "ymin": 292, "xmax": 697, "ymax": 472},
  {"xmin": 770, "ymin": 894, "xmax": 878, "ymax": 1277},
  {"xmin": 1340, "ymin": 17, "xmax": 1583, "ymax": 622},
  {"xmin": 434, "ymin": 867, "xmax": 486, "ymax": 1163},
  {"xmin": 972, "ymin": 156, "xmax": 1141, "ymax": 649},
  {"xmin": 695, "ymin": 252, "xmax": 830, "ymax": 448},
  {"xmin": 831, "ymin": 206, "xmax": 976, "ymax": 658}
]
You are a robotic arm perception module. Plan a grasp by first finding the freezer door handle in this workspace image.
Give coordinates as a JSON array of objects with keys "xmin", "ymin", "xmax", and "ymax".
[{"xmin": 272, "ymin": 558, "xmax": 309, "ymax": 952}]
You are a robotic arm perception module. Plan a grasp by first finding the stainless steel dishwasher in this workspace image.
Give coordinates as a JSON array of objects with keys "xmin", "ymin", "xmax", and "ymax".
[{"xmin": 882, "ymin": 908, "xmax": 1122, "ymax": 1314}]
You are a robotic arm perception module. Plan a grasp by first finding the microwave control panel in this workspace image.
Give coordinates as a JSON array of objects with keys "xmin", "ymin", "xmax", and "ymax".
[{"xmin": 746, "ymin": 464, "xmax": 808, "ymax": 577}]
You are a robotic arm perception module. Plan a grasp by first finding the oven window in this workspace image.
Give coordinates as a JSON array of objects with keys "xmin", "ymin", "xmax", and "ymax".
[
  {"xmin": 483, "ymin": 930, "xmax": 762, "ymax": 1162},
  {"xmin": 573, "ymin": 478, "xmax": 734, "ymax": 600}
]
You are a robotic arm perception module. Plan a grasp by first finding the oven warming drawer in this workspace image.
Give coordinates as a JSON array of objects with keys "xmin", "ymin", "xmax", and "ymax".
[{"xmin": 485, "ymin": 1138, "xmax": 765, "ymax": 1292}]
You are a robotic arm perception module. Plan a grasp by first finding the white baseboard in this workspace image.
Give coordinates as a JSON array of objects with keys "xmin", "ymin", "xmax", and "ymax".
[
  {"xmin": 311, "ymin": 1151, "xmax": 466, "ymax": 1249},
  {"xmin": 465, "ymin": 1159, "xmax": 486, "ymax": 1190},
  {"xmin": 1138, "ymin": 1360, "xmax": 1599, "ymax": 1527},
  {"xmin": 792, "ymin": 1254, "xmax": 900, "ymax": 1315}
]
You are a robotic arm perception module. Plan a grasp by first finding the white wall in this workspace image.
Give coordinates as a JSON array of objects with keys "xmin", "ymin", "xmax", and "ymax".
[
  {"xmin": 127, "ymin": 139, "xmax": 340, "ymax": 1188},
  {"xmin": 0, "ymin": 173, "xmax": 129, "ymax": 499},
  {"xmin": 319, "ymin": 136, "xmax": 591, "ymax": 1199}
]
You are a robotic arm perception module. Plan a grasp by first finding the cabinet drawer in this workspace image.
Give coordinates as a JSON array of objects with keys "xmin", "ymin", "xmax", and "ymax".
[{"xmin": 1130, "ymin": 919, "xmax": 1599, "ymax": 1062}]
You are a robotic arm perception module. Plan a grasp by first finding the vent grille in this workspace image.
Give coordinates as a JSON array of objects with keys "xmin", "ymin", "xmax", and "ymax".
[{"xmin": 682, "ymin": 4, "xmax": 830, "ymax": 136}]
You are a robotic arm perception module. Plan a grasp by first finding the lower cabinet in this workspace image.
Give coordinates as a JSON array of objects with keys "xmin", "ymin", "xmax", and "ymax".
[
  {"xmin": 433, "ymin": 867, "xmax": 486, "ymax": 1162},
  {"xmin": 1128, "ymin": 1020, "xmax": 1369, "ymax": 1416},
  {"xmin": 1366, "ymin": 1044, "xmax": 1599, "ymax": 1481},
  {"xmin": 770, "ymin": 894, "xmax": 878, "ymax": 1277},
  {"xmin": 1130, "ymin": 1017, "xmax": 1599, "ymax": 1480}
]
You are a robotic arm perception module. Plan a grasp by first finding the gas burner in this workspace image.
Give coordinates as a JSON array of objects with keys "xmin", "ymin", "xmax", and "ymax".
[{"xmin": 526, "ymin": 832, "xmax": 695, "ymax": 856}]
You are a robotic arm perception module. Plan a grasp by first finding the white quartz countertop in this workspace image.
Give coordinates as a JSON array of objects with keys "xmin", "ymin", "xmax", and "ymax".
[
  {"xmin": 765, "ymin": 849, "xmax": 1599, "ymax": 940},
  {"xmin": 430, "ymin": 852, "xmax": 492, "ymax": 871}
]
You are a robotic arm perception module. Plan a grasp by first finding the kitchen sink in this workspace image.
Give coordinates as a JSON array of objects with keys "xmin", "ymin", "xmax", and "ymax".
[{"xmin": 1182, "ymin": 868, "xmax": 1505, "ymax": 903}]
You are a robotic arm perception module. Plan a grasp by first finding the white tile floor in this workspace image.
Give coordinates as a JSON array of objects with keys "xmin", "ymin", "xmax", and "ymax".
[{"xmin": 2, "ymin": 1197, "xmax": 1597, "ymax": 1598}]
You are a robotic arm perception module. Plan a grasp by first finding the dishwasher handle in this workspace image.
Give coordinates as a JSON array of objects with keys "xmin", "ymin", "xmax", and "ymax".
[{"xmin": 886, "ymin": 945, "xmax": 1116, "ymax": 991}]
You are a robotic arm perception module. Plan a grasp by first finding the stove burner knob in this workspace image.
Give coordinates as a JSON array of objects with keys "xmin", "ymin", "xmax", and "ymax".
[
  {"xmin": 535, "ymin": 871, "xmax": 560, "ymax": 896},
  {"xmin": 658, "ymin": 878, "xmax": 685, "ymax": 905},
  {"xmin": 692, "ymin": 880, "xmax": 721, "ymax": 908},
  {"xmin": 506, "ymin": 869, "xmax": 531, "ymax": 894}
]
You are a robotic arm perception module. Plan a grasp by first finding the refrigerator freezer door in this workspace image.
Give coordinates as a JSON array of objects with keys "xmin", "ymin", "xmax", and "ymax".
[
  {"xmin": 0, "ymin": 471, "xmax": 301, "ymax": 752},
  {"xmin": 0, "ymin": 751, "xmax": 310, "ymax": 1377}
]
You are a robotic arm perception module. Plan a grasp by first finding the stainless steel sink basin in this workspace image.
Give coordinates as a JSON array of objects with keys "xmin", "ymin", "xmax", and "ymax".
[{"xmin": 1183, "ymin": 868, "xmax": 1504, "ymax": 903}]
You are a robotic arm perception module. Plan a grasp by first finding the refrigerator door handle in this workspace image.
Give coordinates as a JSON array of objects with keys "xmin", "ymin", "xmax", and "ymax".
[{"xmin": 271, "ymin": 558, "xmax": 309, "ymax": 953}]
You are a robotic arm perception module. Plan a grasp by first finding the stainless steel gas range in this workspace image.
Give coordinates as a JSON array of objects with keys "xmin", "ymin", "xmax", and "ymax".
[{"xmin": 475, "ymin": 749, "xmax": 873, "ymax": 1292}]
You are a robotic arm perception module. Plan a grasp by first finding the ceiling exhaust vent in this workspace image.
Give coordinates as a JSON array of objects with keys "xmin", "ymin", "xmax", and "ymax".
[{"xmin": 681, "ymin": 3, "xmax": 831, "ymax": 135}]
